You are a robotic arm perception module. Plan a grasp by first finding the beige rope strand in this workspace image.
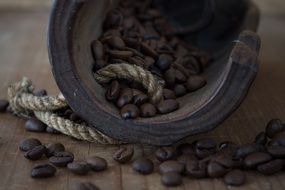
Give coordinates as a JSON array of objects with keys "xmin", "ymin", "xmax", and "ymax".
[{"xmin": 94, "ymin": 63, "xmax": 164, "ymax": 104}]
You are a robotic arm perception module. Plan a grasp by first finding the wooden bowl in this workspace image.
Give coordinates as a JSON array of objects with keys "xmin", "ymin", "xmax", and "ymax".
[{"xmin": 48, "ymin": 0, "xmax": 260, "ymax": 145}]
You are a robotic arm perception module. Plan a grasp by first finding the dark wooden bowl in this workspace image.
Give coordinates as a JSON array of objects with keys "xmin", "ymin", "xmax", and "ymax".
[{"xmin": 48, "ymin": 0, "xmax": 260, "ymax": 145}]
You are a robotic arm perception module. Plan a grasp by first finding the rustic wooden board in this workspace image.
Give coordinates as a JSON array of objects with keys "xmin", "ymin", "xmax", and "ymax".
[{"xmin": 0, "ymin": 1, "xmax": 285, "ymax": 189}]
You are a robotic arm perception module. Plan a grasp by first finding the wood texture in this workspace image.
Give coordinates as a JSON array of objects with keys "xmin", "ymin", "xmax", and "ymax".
[{"xmin": 0, "ymin": 0, "xmax": 285, "ymax": 189}]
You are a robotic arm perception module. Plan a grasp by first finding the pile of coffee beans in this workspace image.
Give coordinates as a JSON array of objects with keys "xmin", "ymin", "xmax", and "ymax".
[{"xmin": 91, "ymin": 0, "xmax": 210, "ymax": 119}]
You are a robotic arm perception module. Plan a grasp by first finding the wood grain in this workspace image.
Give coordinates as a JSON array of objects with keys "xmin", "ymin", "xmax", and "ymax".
[{"xmin": 0, "ymin": 1, "xmax": 285, "ymax": 190}]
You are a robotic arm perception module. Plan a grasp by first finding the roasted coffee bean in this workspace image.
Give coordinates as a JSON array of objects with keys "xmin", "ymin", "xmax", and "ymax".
[
  {"xmin": 91, "ymin": 40, "xmax": 104, "ymax": 60},
  {"xmin": 103, "ymin": 10, "xmax": 123, "ymax": 29},
  {"xmin": 257, "ymin": 159, "xmax": 285, "ymax": 175},
  {"xmin": 133, "ymin": 94, "xmax": 148, "ymax": 106},
  {"xmin": 46, "ymin": 143, "xmax": 65, "ymax": 157},
  {"xmin": 185, "ymin": 160, "xmax": 207, "ymax": 178},
  {"xmin": 132, "ymin": 89, "xmax": 143, "ymax": 97},
  {"xmin": 182, "ymin": 56, "xmax": 203, "ymax": 75},
  {"xmin": 19, "ymin": 138, "xmax": 42, "ymax": 152},
  {"xmin": 161, "ymin": 172, "xmax": 182, "ymax": 187},
  {"xmin": 116, "ymin": 88, "xmax": 133, "ymax": 107},
  {"xmin": 144, "ymin": 56, "xmax": 155, "ymax": 69},
  {"xmin": 72, "ymin": 182, "xmax": 100, "ymax": 190},
  {"xmin": 173, "ymin": 84, "xmax": 187, "ymax": 97},
  {"xmin": 113, "ymin": 147, "xmax": 134, "ymax": 164},
  {"xmin": 140, "ymin": 103, "xmax": 157, "ymax": 117},
  {"xmin": 271, "ymin": 131, "xmax": 285, "ymax": 146},
  {"xmin": 109, "ymin": 50, "xmax": 133, "ymax": 59},
  {"xmin": 176, "ymin": 143, "xmax": 195, "ymax": 155},
  {"xmin": 224, "ymin": 169, "xmax": 245, "ymax": 186},
  {"xmin": 140, "ymin": 42, "xmax": 158, "ymax": 59},
  {"xmin": 207, "ymin": 161, "xmax": 229, "ymax": 178},
  {"xmin": 163, "ymin": 89, "xmax": 176, "ymax": 99},
  {"xmin": 0, "ymin": 99, "xmax": 9, "ymax": 112},
  {"xmin": 155, "ymin": 147, "xmax": 176, "ymax": 162},
  {"xmin": 46, "ymin": 126, "xmax": 60, "ymax": 134},
  {"xmin": 106, "ymin": 80, "xmax": 120, "ymax": 101},
  {"xmin": 86, "ymin": 156, "xmax": 108, "ymax": 171},
  {"xmin": 106, "ymin": 36, "xmax": 125, "ymax": 49},
  {"xmin": 267, "ymin": 146, "xmax": 285, "ymax": 158},
  {"xmin": 34, "ymin": 89, "xmax": 47, "ymax": 97},
  {"xmin": 157, "ymin": 99, "xmax": 179, "ymax": 114},
  {"xmin": 164, "ymin": 68, "xmax": 176, "ymax": 87},
  {"xmin": 265, "ymin": 119, "xmax": 285, "ymax": 138},
  {"xmin": 156, "ymin": 54, "xmax": 173, "ymax": 71},
  {"xmin": 195, "ymin": 148, "xmax": 216, "ymax": 159},
  {"xmin": 186, "ymin": 76, "xmax": 207, "ymax": 92},
  {"xmin": 177, "ymin": 155, "xmax": 197, "ymax": 166},
  {"xmin": 243, "ymin": 152, "xmax": 272, "ymax": 168},
  {"xmin": 49, "ymin": 151, "xmax": 74, "ymax": 167},
  {"xmin": 31, "ymin": 164, "xmax": 56, "ymax": 178},
  {"xmin": 124, "ymin": 47, "xmax": 144, "ymax": 58},
  {"xmin": 24, "ymin": 145, "xmax": 46, "ymax": 161},
  {"xmin": 128, "ymin": 56, "xmax": 145, "ymax": 67},
  {"xmin": 67, "ymin": 161, "xmax": 90, "ymax": 175},
  {"xmin": 25, "ymin": 118, "xmax": 47, "ymax": 132},
  {"xmin": 196, "ymin": 139, "xmax": 217, "ymax": 149},
  {"xmin": 120, "ymin": 104, "xmax": 140, "ymax": 119},
  {"xmin": 174, "ymin": 69, "xmax": 187, "ymax": 83},
  {"xmin": 159, "ymin": 160, "xmax": 184, "ymax": 174},
  {"xmin": 219, "ymin": 141, "xmax": 239, "ymax": 157},
  {"xmin": 254, "ymin": 131, "xmax": 267, "ymax": 145},
  {"xmin": 234, "ymin": 143, "xmax": 265, "ymax": 159},
  {"xmin": 211, "ymin": 154, "xmax": 235, "ymax": 168},
  {"xmin": 132, "ymin": 157, "xmax": 154, "ymax": 175},
  {"xmin": 149, "ymin": 65, "xmax": 163, "ymax": 78}
]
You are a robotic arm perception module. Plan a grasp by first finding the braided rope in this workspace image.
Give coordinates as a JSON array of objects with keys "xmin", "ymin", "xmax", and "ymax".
[{"xmin": 94, "ymin": 63, "xmax": 164, "ymax": 104}]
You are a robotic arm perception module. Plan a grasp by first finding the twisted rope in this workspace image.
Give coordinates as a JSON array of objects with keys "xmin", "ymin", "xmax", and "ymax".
[
  {"xmin": 94, "ymin": 63, "xmax": 164, "ymax": 104},
  {"xmin": 7, "ymin": 77, "xmax": 121, "ymax": 144}
]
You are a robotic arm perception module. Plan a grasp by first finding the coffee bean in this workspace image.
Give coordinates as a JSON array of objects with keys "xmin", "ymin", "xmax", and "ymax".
[
  {"xmin": 120, "ymin": 104, "xmax": 140, "ymax": 119},
  {"xmin": 109, "ymin": 50, "xmax": 133, "ymax": 59},
  {"xmin": 207, "ymin": 161, "xmax": 229, "ymax": 178},
  {"xmin": 224, "ymin": 169, "xmax": 245, "ymax": 186},
  {"xmin": 211, "ymin": 154, "xmax": 235, "ymax": 168},
  {"xmin": 265, "ymin": 119, "xmax": 285, "ymax": 138},
  {"xmin": 25, "ymin": 118, "xmax": 47, "ymax": 132},
  {"xmin": 243, "ymin": 152, "xmax": 272, "ymax": 168},
  {"xmin": 67, "ymin": 161, "xmax": 90, "ymax": 175},
  {"xmin": 34, "ymin": 89, "xmax": 47, "ymax": 97},
  {"xmin": 132, "ymin": 157, "xmax": 154, "ymax": 175},
  {"xmin": 185, "ymin": 160, "xmax": 207, "ymax": 178},
  {"xmin": 140, "ymin": 42, "xmax": 158, "ymax": 59},
  {"xmin": 91, "ymin": 40, "xmax": 105, "ymax": 62},
  {"xmin": 144, "ymin": 56, "xmax": 155, "ymax": 69},
  {"xmin": 24, "ymin": 145, "xmax": 46, "ymax": 161},
  {"xmin": 116, "ymin": 88, "xmax": 133, "ymax": 107},
  {"xmin": 234, "ymin": 143, "xmax": 265, "ymax": 159},
  {"xmin": 163, "ymin": 89, "xmax": 176, "ymax": 99},
  {"xmin": 182, "ymin": 56, "xmax": 203, "ymax": 75},
  {"xmin": 106, "ymin": 36, "xmax": 125, "ymax": 50},
  {"xmin": 46, "ymin": 143, "xmax": 65, "ymax": 157},
  {"xmin": 72, "ymin": 182, "xmax": 100, "ymax": 190},
  {"xmin": 140, "ymin": 103, "xmax": 157, "ymax": 117},
  {"xmin": 159, "ymin": 160, "xmax": 184, "ymax": 174},
  {"xmin": 271, "ymin": 131, "xmax": 285, "ymax": 146},
  {"xmin": 113, "ymin": 147, "xmax": 134, "ymax": 164},
  {"xmin": 103, "ymin": 10, "xmax": 123, "ymax": 29},
  {"xmin": 164, "ymin": 68, "xmax": 176, "ymax": 87},
  {"xmin": 254, "ymin": 131, "xmax": 267, "ymax": 145},
  {"xmin": 49, "ymin": 151, "xmax": 74, "ymax": 167},
  {"xmin": 19, "ymin": 138, "xmax": 42, "ymax": 152},
  {"xmin": 156, "ymin": 54, "xmax": 173, "ymax": 71},
  {"xmin": 106, "ymin": 80, "xmax": 120, "ymax": 101},
  {"xmin": 267, "ymin": 146, "xmax": 285, "ymax": 158},
  {"xmin": 86, "ymin": 156, "xmax": 108, "ymax": 171},
  {"xmin": 46, "ymin": 126, "xmax": 60, "ymax": 134},
  {"xmin": 155, "ymin": 147, "xmax": 177, "ymax": 162},
  {"xmin": 0, "ymin": 99, "xmax": 9, "ymax": 112},
  {"xmin": 133, "ymin": 94, "xmax": 148, "ymax": 106},
  {"xmin": 157, "ymin": 99, "xmax": 179, "ymax": 114},
  {"xmin": 186, "ymin": 75, "xmax": 207, "ymax": 92},
  {"xmin": 132, "ymin": 89, "xmax": 143, "ymax": 97},
  {"xmin": 196, "ymin": 138, "xmax": 217, "ymax": 149},
  {"xmin": 174, "ymin": 69, "xmax": 187, "ymax": 83},
  {"xmin": 173, "ymin": 84, "xmax": 187, "ymax": 97},
  {"xmin": 161, "ymin": 172, "xmax": 182, "ymax": 187},
  {"xmin": 257, "ymin": 159, "xmax": 285, "ymax": 175},
  {"xmin": 177, "ymin": 155, "xmax": 197, "ymax": 166},
  {"xmin": 219, "ymin": 141, "xmax": 239, "ymax": 157},
  {"xmin": 31, "ymin": 164, "xmax": 56, "ymax": 178}
]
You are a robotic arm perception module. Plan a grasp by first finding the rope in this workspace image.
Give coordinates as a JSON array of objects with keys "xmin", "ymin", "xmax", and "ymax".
[
  {"xmin": 94, "ymin": 63, "xmax": 164, "ymax": 104},
  {"xmin": 7, "ymin": 77, "xmax": 121, "ymax": 144}
]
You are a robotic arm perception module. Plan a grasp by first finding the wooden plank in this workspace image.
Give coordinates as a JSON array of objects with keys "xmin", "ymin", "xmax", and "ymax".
[{"xmin": 0, "ymin": 0, "xmax": 285, "ymax": 189}]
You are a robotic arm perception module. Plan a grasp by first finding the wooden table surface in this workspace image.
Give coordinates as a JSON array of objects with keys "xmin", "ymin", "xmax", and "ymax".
[{"xmin": 0, "ymin": 1, "xmax": 285, "ymax": 190}]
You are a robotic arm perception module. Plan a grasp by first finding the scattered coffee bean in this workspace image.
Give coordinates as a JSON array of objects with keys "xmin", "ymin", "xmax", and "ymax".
[
  {"xmin": 157, "ymin": 99, "xmax": 179, "ymax": 114},
  {"xmin": 67, "ymin": 161, "xmax": 90, "ymax": 175},
  {"xmin": 234, "ymin": 143, "xmax": 265, "ymax": 159},
  {"xmin": 207, "ymin": 161, "xmax": 229, "ymax": 178},
  {"xmin": 243, "ymin": 152, "xmax": 272, "ymax": 169},
  {"xmin": 257, "ymin": 159, "xmax": 285, "ymax": 175},
  {"xmin": 109, "ymin": 50, "xmax": 133, "ymax": 59},
  {"xmin": 267, "ymin": 146, "xmax": 285, "ymax": 158},
  {"xmin": 173, "ymin": 84, "xmax": 187, "ymax": 97},
  {"xmin": 91, "ymin": 40, "xmax": 105, "ymax": 61},
  {"xmin": 177, "ymin": 155, "xmax": 197, "ymax": 166},
  {"xmin": 46, "ymin": 126, "xmax": 60, "ymax": 134},
  {"xmin": 161, "ymin": 172, "xmax": 182, "ymax": 187},
  {"xmin": 163, "ymin": 89, "xmax": 176, "ymax": 99},
  {"xmin": 106, "ymin": 36, "xmax": 125, "ymax": 49},
  {"xmin": 132, "ymin": 157, "xmax": 154, "ymax": 175},
  {"xmin": 25, "ymin": 118, "xmax": 47, "ymax": 132},
  {"xmin": 46, "ymin": 143, "xmax": 65, "ymax": 157},
  {"xmin": 113, "ymin": 147, "xmax": 134, "ymax": 164},
  {"xmin": 34, "ymin": 89, "xmax": 47, "ymax": 97},
  {"xmin": 49, "ymin": 151, "xmax": 74, "ymax": 167},
  {"xmin": 210, "ymin": 154, "xmax": 236, "ymax": 168},
  {"xmin": 140, "ymin": 103, "xmax": 157, "ymax": 117},
  {"xmin": 133, "ymin": 94, "xmax": 148, "ymax": 106},
  {"xmin": 174, "ymin": 69, "xmax": 187, "ymax": 83},
  {"xmin": 159, "ymin": 160, "xmax": 184, "ymax": 174},
  {"xmin": 219, "ymin": 141, "xmax": 239, "ymax": 156},
  {"xmin": 185, "ymin": 160, "xmax": 207, "ymax": 178},
  {"xmin": 155, "ymin": 147, "xmax": 177, "ymax": 162},
  {"xmin": 164, "ymin": 68, "xmax": 176, "ymax": 87},
  {"xmin": 73, "ymin": 182, "xmax": 100, "ymax": 190},
  {"xmin": 0, "ymin": 99, "xmax": 9, "ymax": 112},
  {"xmin": 19, "ymin": 138, "xmax": 42, "ymax": 152},
  {"xmin": 106, "ymin": 80, "xmax": 120, "ymax": 101},
  {"xmin": 31, "ymin": 164, "xmax": 56, "ymax": 178},
  {"xmin": 120, "ymin": 104, "xmax": 140, "ymax": 119},
  {"xmin": 86, "ymin": 156, "xmax": 108, "ymax": 171},
  {"xmin": 254, "ymin": 131, "xmax": 267, "ymax": 145},
  {"xmin": 186, "ymin": 76, "xmax": 207, "ymax": 92},
  {"xmin": 117, "ymin": 88, "xmax": 133, "ymax": 108},
  {"xmin": 24, "ymin": 145, "xmax": 46, "ymax": 161},
  {"xmin": 265, "ymin": 119, "xmax": 285, "ymax": 138},
  {"xmin": 271, "ymin": 131, "xmax": 285, "ymax": 146},
  {"xmin": 224, "ymin": 169, "xmax": 245, "ymax": 186}
]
